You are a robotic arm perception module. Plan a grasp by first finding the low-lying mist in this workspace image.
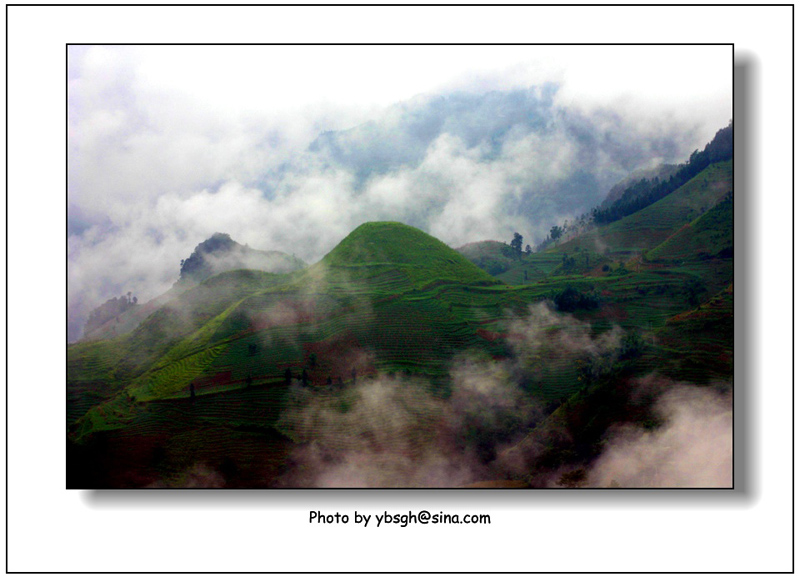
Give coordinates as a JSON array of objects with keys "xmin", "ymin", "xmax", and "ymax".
[
  {"xmin": 263, "ymin": 303, "xmax": 732, "ymax": 488},
  {"xmin": 584, "ymin": 383, "xmax": 732, "ymax": 488},
  {"xmin": 68, "ymin": 80, "xmax": 710, "ymax": 342},
  {"xmin": 110, "ymin": 297, "xmax": 731, "ymax": 489},
  {"xmin": 274, "ymin": 360, "xmax": 542, "ymax": 488}
]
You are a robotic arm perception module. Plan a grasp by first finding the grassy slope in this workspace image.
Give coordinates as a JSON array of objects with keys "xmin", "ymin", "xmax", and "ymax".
[
  {"xmin": 478, "ymin": 160, "xmax": 733, "ymax": 337},
  {"xmin": 654, "ymin": 284, "xmax": 734, "ymax": 382},
  {"xmin": 81, "ymin": 286, "xmax": 185, "ymax": 342},
  {"xmin": 321, "ymin": 221, "xmax": 500, "ymax": 287},
  {"xmin": 500, "ymin": 161, "xmax": 733, "ymax": 280},
  {"xmin": 491, "ymin": 164, "xmax": 734, "ymax": 485},
  {"xmin": 647, "ymin": 192, "xmax": 733, "ymax": 261},
  {"xmin": 561, "ymin": 160, "xmax": 732, "ymax": 256},
  {"xmin": 69, "ymin": 223, "xmax": 512, "ymax": 439}
]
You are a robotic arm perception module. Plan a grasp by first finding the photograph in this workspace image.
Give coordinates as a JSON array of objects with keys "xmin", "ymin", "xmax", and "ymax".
[{"xmin": 67, "ymin": 44, "xmax": 733, "ymax": 489}]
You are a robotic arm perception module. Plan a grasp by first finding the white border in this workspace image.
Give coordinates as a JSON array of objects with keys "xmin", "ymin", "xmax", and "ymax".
[{"xmin": 6, "ymin": 4, "xmax": 794, "ymax": 573}]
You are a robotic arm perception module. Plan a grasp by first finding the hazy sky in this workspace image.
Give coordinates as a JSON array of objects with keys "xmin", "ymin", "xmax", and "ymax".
[{"xmin": 67, "ymin": 45, "xmax": 731, "ymax": 341}]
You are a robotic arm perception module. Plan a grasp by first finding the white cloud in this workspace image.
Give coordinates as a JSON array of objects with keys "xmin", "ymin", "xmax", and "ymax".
[
  {"xmin": 67, "ymin": 45, "xmax": 731, "ymax": 341},
  {"xmin": 587, "ymin": 385, "xmax": 733, "ymax": 488}
]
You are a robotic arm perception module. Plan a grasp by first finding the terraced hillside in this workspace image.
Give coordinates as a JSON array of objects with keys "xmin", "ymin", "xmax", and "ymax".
[
  {"xmin": 549, "ymin": 160, "xmax": 731, "ymax": 258},
  {"xmin": 68, "ymin": 170, "xmax": 733, "ymax": 488},
  {"xmin": 68, "ymin": 223, "xmax": 522, "ymax": 486}
]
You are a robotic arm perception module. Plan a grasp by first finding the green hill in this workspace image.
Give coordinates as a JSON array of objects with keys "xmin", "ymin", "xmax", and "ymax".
[
  {"xmin": 68, "ymin": 223, "xmax": 514, "ymax": 446},
  {"xmin": 600, "ymin": 162, "xmax": 681, "ymax": 208},
  {"xmin": 459, "ymin": 160, "xmax": 732, "ymax": 291},
  {"xmin": 321, "ymin": 221, "xmax": 500, "ymax": 287}
]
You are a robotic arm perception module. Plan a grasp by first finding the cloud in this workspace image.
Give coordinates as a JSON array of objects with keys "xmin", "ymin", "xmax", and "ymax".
[
  {"xmin": 275, "ymin": 347, "xmax": 551, "ymax": 488},
  {"xmin": 585, "ymin": 384, "xmax": 733, "ymax": 488},
  {"xmin": 273, "ymin": 303, "xmax": 637, "ymax": 488},
  {"xmin": 275, "ymin": 376, "xmax": 469, "ymax": 488},
  {"xmin": 67, "ymin": 46, "xmax": 730, "ymax": 341}
]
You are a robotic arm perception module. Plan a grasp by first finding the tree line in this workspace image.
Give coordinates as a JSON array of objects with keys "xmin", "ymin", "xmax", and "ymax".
[
  {"xmin": 84, "ymin": 292, "xmax": 138, "ymax": 335},
  {"xmin": 532, "ymin": 121, "xmax": 733, "ymax": 249},
  {"xmin": 591, "ymin": 121, "xmax": 732, "ymax": 225}
]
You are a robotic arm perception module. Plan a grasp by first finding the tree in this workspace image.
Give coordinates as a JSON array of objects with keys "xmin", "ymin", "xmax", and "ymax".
[
  {"xmin": 510, "ymin": 232, "xmax": 523, "ymax": 257},
  {"xmin": 83, "ymin": 294, "xmax": 138, "ymax": 336},
  {"xmin": 525, "ymin": 244, "xmax": 532, "ymax": 255},
  {"xmin": 550, "ymin": 225, "xmax": 562, "ymax": 242},
  {"xmin": 284, "ymin": 367, "xmax": 292, "ymax": 386},
  {"xmin": 553, "ymin": 285, "xmax": 598, "ymax": 312}
]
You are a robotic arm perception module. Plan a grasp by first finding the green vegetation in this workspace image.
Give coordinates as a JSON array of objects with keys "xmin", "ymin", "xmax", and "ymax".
[
  {"xmin": 592, "ymin": 122, "xmax": 732, "ymax": 225},
  {"xmin": 457, "ymin": 240, "xmax": 519, "ymax": 275},
  {"xmin": 68, "ymin": 139, "xmax": 733, "ymax": 488},
  {"xmin": 648, "ymin": 191, "xmax": 733, "ymax": 261},
  {"xmin": 83, "ymin": 293, "xmax": 139, "ymax": 337},
  {"xmin": 552, "ymin": 286, "xmax": 599, "ymax": 312},
  {"xmin": 553, "ymin": 160, "xmax": 732, "ymax": 258},
  {"xmin": 321, "ymin": 221, "xmax": 499, "ymax": 288}
]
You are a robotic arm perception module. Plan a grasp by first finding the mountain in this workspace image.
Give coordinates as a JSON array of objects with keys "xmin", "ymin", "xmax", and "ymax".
[
  {"xmin": 79, "ymin": 233, "xmax": 306, "ymax": 343},
  {"xmin": 281, "ymin": 86, "xmax": 695, "ymax": 238},
  {"xmin": 68, "ymin": 223, "xmax": 530, "ymax": 487},
  {"xmin": 555, "ymin": 160, "xmax": 732, "ymax": 258},
  {"xmin": 320, "ymin": 221, "xmax": 499, "ymax": 287},
  {"xmin": 68, "ymin": 223, "xmax": 509, "ymax": 420},
  {"xmin": 68, "ymin": 148, "xmax": 733, "ymax": 488},
  {"xmin": 466, "ymin": 123, "xmax": 734, "ymax": 285},
  {"xmin": 177, "ymin": 232, "xmax": 306, "ymax": 285}
]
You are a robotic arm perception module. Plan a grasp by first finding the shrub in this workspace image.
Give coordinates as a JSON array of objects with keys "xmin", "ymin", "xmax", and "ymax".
[{"xmin": 553, "ymin": 286, "xmax": 599, "ymax": 312}]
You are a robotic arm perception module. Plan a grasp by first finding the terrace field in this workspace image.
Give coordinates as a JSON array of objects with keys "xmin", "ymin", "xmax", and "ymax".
[{"xmin": 68, "ymin": 161, "xmax": 733, "ymax": 488}]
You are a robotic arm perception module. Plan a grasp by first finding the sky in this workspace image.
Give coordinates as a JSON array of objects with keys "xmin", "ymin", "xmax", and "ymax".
[{"xmin": 67, "ymin": 44, "xmax": 732, "ymax": 341}]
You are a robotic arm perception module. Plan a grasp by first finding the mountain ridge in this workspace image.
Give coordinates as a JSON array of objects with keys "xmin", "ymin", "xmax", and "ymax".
[{"xmin": 177, "ymin": 232, "xmax": 306, "ymax": 286}]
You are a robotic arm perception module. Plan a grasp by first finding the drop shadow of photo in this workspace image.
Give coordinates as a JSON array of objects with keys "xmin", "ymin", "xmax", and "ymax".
[{"xmin": 84, "ymin": 55, "xmax": 753, "ymax": 508}]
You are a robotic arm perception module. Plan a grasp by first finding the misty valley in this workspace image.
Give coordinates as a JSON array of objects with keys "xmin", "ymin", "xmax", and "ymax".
[{"xmin": 67, "ymin": 123, "xmax": 733, "ymax": 489}]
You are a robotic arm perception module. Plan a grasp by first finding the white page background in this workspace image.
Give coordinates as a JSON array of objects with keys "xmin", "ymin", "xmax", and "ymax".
[{"xmin": 5, "ymin": 5, "xmax": 793, "ymax": 573}]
